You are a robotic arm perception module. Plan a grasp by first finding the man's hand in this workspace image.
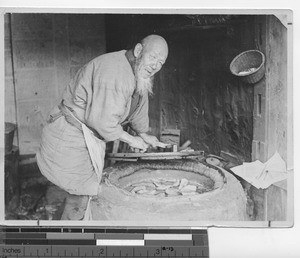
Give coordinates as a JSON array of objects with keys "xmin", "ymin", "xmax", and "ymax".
[
  {"xmin": 128, "ymin": 136, "xmax": 149, "ymax": 152},
  {"xmin": 139, "ymin": 133, "xmax": 170, "ymax": 148},
  {"xmin": 119, "ymin": 131, "xmax": 149, "ymax": 152}
]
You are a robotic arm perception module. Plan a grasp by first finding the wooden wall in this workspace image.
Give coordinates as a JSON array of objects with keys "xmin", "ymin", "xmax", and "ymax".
[
  {"xmin": 252, "ymin": 15, "xmax": 288, "ymax": 164},
  {"xmin": 5, "ymin": 14, "xmax": 288, "ymax": 165},
  {"xmin": 158, "ymin": 23, "xmax": 255, "ymax": 160},
  {"xmin": 265, "ymin": 16, "xmax": 288, "ymax": 162},
  {"xmin": 106, "ymin": 14, "xmax": 255, "ymax": 161},
  {"xmin": 5, "ymin": 14, "xmax": 106, "ymax": 154},
  {"xmin": 251, "ymin": 15, "xmax": 290, "ymax": 221}
]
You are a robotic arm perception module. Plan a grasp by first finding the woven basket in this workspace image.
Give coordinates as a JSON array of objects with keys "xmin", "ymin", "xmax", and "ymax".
[{"xmin": 230, "ymin": 50, "xmax": 265, "ymax": 84}]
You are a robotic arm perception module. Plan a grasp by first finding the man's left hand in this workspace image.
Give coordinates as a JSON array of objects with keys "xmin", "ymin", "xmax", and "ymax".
[{"xmin": 139, "ymin": 133, "xmax": 170, "ymax": 148}]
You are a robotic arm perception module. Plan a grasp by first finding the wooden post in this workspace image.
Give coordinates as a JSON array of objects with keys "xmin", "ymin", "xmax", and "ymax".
[{"xmin": 252, "ymin": 15, "xmax": 289, "ymax": 222}]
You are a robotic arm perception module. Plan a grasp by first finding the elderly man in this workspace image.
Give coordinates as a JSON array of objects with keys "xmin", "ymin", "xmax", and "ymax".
[{"xmin": 36, "ymin": 34, "xmax": 169, "ymax": 220}]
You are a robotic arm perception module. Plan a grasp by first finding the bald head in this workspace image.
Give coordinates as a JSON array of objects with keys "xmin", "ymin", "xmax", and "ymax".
[{"xmin": 140, "ymin": 35, "xmax": 169, "ymax": 60}]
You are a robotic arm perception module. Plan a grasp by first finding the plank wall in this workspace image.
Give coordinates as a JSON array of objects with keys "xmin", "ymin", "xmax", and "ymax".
[
  {"xmin": 5, "ymin": 14, "xmax": 106, "ymax": 154},
  {"xmin": 106, "ymin": 14, "xmax": 255, "ymax": 161}
]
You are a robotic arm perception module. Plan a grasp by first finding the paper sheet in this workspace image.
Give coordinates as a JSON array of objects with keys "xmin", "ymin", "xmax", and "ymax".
[{"xmin": 230, "ymin": 152, "xmax": 287, "ymax": 189}]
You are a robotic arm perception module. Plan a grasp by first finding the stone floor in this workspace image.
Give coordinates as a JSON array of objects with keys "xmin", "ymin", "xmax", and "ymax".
[{"xmin": 5, "ymin": 162, "xmax": 67, "ymax": 220}]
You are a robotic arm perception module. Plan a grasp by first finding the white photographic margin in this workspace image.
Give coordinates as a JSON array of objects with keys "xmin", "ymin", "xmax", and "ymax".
[{"xmin": 0, "ymin": 1, "xmax": 299, "ymax": 257}]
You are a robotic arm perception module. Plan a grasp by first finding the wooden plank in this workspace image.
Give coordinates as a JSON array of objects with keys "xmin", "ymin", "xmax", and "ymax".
[
  {"xmin": 252, "ymin": 16, "xmax": 268, "ymax": 162},
  {"xmin": 106, "ymin": 150, "xmax": 204, "ymax": 159},
  {"xmin": 252, "ymin": 15, "xmax": 288, "ymax": 164},
  {"xmin": 241, "ymin": 180, "xmax": 266, "ymax": 221},
  {"xmin": 160, "ymin": 129, "xmax": 181, "ymax": 146},
  {"xmin": 112, "ymin": 140, "xmax": 120, "ymax": 153},
  {"xmin": 140, "ymin": 156, "xmax": 184, "ymax": 160},
  {"xmin": 109, "ymin": 140, "xmax": 121, "ymax": 165},
  {"xmin": 266, "ymin": 184, "xmax": 287, "ymax": 221},
  {"xmin": 265, "ymin": 15, "xmax": 288, "ymax": 162},
  {"xmin": 107, "ymin": 158, "xmax": 138, "ymax": 162}
]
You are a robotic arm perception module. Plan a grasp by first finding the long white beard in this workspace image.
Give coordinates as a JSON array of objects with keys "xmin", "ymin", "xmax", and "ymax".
[
  {"xmin": 134, "ymin": 56, "xmax": 154, "ymax": 96},
  {"xmin": 136, "ymin": 76, "xmax": 154, "ymax": 96}
]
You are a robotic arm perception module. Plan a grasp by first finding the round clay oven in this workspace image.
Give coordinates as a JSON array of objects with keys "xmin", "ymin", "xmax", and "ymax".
[{"xmin": 91, "ymin": 160, "xmax": 247, "ymax": 221}]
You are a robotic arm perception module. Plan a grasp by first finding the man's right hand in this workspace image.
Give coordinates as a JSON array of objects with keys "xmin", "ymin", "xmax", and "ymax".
[
  {"xmin": 128, "ymin": 136, "xmax": 149, "ymax": 153},
  {"xmin": 119, "ymin": 131, "xmax": 149, "ymax": 153}
]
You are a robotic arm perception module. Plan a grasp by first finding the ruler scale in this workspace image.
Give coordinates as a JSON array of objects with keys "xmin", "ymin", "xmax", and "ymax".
[
  {"xmin": 0, "ymin": 246, "xmax": 209, "ymax": 257},
  {"xmin": 0, "ymin": 227, "xmax": 209, "ymax": 257}
]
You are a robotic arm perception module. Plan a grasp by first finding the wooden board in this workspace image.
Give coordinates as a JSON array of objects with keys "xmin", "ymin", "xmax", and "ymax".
[{"xmin": 106, "ymin": 150, "xmax": 204, "ymax": 160}]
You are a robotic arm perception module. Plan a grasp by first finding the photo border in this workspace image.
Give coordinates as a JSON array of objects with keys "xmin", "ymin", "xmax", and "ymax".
[{"xmin": 0, "ymin": 6, "xmax": 294, "ymax": 228}]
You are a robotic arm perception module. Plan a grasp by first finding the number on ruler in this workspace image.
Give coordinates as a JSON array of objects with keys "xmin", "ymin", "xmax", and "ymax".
[
  {"xmin": 162, "ymin": 246, "xmax": 174, "ymax": 251},
  {"xmin": 155, "ymin": 248, "xmax": 160, "ymax": 255},
  {"xmin": 161, "ymin": 246, "xmax": 175, "ymax": 256}
]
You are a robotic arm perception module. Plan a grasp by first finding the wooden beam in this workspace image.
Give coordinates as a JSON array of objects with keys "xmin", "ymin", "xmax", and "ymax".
[{"xmin": 106, "ymin": 150, "xmax": 204, "ymax": 159}]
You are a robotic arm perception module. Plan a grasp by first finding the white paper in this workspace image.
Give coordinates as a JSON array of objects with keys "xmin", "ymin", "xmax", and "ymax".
[{"xmin": 231, "ymin": 152, "xmax": 287, "ymax": 189}]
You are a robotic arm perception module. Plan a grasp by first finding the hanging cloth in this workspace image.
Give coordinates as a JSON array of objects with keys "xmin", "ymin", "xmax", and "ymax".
[{"xmin": 58, "ymin": 102, "xmax": 106, "ymax": 220}]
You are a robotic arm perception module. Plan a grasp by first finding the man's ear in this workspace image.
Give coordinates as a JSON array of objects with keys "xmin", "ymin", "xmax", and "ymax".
[{"xmin": 133, "ymin": 43, "xmax": 143, "ymax": 58}]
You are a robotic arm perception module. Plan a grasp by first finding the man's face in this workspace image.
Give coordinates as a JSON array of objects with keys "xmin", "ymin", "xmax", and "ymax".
[{"xmin": 135, "ymin": 48, "xmax": 167, "ymax": 79}]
